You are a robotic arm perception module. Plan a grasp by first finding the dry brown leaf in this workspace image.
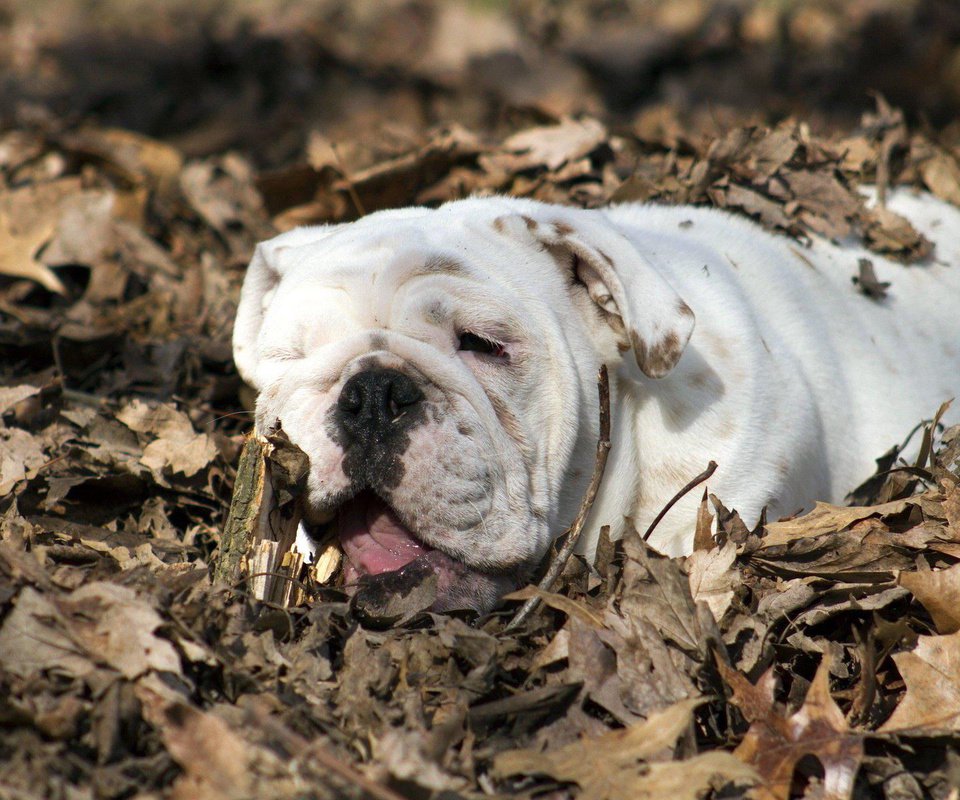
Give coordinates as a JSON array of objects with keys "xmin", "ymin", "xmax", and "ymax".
[
  {"xmin": 860, "ymin": 204, "xmax": 932, "ymax": 260},
  {"xmin": 686, "ymin": 540, "xmax": 739, "ymax": 622},
  {"xmin": 58, "ymin": 582, "xmax": 182, "ymax": 678},
  {"xmin": 0, "ymin": 426, "xmax": 47, "ymax": 494},
  {"xmin": 918, "ymin": 147, "xmax": 960, "ymax": 206},
  {"xmin": 0, "ymin": 581, "xmax": 180, "ymax": 680},
  {"xmin": 137, "ymin": 675, "xmax": 261, "ymax": 800},
  {"xmin": 898, "ymin": 563, "xmax": 960, "ymax": 634},
  {"xmin": 0, "ymin": 586, "xmax": 96, "ymax": 679},
  {"xmin": 117, "ymin": 399, "xmax": 217, "ymax": 478},
  {"xmin": 60, "ymin": 126, "xmax": 184, "ymax": 189},
  {"xmin": 723, "ymin": 183, "xmax": 794, "ymax": 230},
  {"xmin": 502, "ymin": 117, "xmax": 607, "ymax": 171},
  {"xmin": 0, "ymin": 384, "xmax": 41, "ymax": 415},
  {"xmin": 881, "ymin": 629, "xmax": 960, "ymax": 733},
  {"xmin": 719, "ymin": 656, "xmax": 863, "ymax": 800},
  {"xmin": 762, "ymin": 499, "xmax": 914, "ymax": 546},
  {"xmin": 0, "ymin": 189, "xmax": 64, "ymax": 293},
  {"xmin": 493, "ymin": 697, "xmax": 754, "ymax": 800},
  {"xmin": 504, "ymin": 584, "xmax": 605, "ymax": 627},
  {"xmin": 749, "ymin": 125, "xmax": 798, "ymax": 178},
  {"xmin": 692, "ymin": 487, "xmax": 715, "ymax": 551},
  {"xmin": 619, "ymin": 536, "xmax": 702, "ymax": 655}
]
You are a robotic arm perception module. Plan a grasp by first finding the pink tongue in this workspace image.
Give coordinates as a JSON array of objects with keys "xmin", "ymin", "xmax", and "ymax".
[{"xmin": 338, "ymin": 492, "xmax": 431, "ymax": 579}]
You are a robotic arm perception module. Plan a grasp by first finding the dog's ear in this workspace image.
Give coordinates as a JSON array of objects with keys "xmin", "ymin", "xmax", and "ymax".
[
  {"xmin": 233, "ymin": 225, "xmax": 339, "ymax": 389},
  {"xmin": 496, "ymin": 208, "xmax": 695, "ymax": 378}
]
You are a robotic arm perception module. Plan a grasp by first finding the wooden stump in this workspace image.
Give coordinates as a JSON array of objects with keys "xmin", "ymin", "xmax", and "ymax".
[{"xmin": 215, "ymin": 430, "xmax": 312, "ymax": 606}]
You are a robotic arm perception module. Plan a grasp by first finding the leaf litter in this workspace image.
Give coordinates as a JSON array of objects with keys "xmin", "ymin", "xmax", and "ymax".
[{"xmin": 4, "ymin": 2, "xmax": 960, "ymax": 799}]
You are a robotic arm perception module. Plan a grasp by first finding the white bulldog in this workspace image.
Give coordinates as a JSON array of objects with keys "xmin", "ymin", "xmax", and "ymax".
[{"xmin": 233, "ymin": 189, "xmax": 960, "ymax": 612}]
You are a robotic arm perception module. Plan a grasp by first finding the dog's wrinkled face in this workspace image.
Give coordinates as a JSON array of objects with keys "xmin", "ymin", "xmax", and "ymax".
[{"xmin": 232, "ymin": 198, "xmax": 694, "ymax": 613}]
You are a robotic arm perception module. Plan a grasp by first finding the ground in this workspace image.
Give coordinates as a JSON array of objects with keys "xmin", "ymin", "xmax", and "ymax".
[{"xmin": 3, "ymin": 1, "xmax": 960, "ymax": 798}]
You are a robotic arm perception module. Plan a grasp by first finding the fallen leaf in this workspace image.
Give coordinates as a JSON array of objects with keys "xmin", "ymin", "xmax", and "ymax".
[
  {"xmin": 762, "ymin": 499, "xmax": 915, "ymax": 546},
  {"xmin": 502, "ymin": 117, "xmax": 607, "ymax": 171},
  {"xmin": 619, "ymin": 534, "xmax": 702, "ymax": 655},
  {"xmin": 898, "ymin": 562, "xmax": 960, "ymax": 634},
  {"xmin": 719, "ymin": 655, "xmax": 864, "ymax": 800},
  {"xmin": 0, "ymin": 426, "xmax": 47, "ymax": 494},
  {"xmin": 0, "ymin": 586, "xmax": 95, "ymax": 679},
  {"xmin": 58, "ymin": 582, "xmax": 182, "ymax": 678},
  {"xmin": 117, "ymin": 399, "xmax": 218, "ymax": 478},
  {"xmin": 136, "ymin": 675, "xmax": 260, "ymax": 800},
  {"xmin": 0, "ymin": 187, "xmax": 64, "ymax": 293},
  {"xmin": 0, "ymin": 384, "xmax": 43, "ymax": 415},
  {"xmin": 686, "ymin": 540, "xmax": 739, "ymax": 621},
  {"xmin": 493, "ymin": 697, "xmax": 754, "ymax": 800},
  {"xmin": 881, "ymin": 629, "xmax": 960, "ymax": 733},
  {"xmin": 918, "ymin": 146, "xmax": 960, "ymax": 206},
  {"xmin": 504, "ymin": 584, "xmax": 605, "ymax": 628}
]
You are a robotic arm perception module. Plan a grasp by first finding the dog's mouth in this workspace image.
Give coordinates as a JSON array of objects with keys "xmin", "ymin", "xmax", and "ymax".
[
  {"xmin": 336, "ymin": 490, "xmax": 434, "ymax": 583},
  {"xmin": 302, "ymin": 490, "xmax": 516, "ymax": 618}
]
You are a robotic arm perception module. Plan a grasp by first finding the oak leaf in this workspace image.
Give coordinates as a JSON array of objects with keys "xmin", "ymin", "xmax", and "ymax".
[
  {"xmin": 0, "ymin": 197, "xmax": 63, "ymax": 293},
  {"xmin": 493, "ymin": 698, "xmax": 755, "ymax": 800},
  {"xmin": 898, "ymin": 563, "xmax": 960, "ymax": 634},
  {"xmin": 718, "ymin": 656, "xmax": 863, "ymax": 800},
  {"xmin": 881, "ymin": 629, "xmax": 960, "ymax": 733}
]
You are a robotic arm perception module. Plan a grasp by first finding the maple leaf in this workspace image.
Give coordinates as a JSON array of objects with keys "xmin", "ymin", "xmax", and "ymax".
[
  {"xmin": 880, "ymin": 628, "xmax": 960, "ymax": 733},
  {"xmin": 718, "ymin": 656, "xmax": 864, "ymax": 800}
]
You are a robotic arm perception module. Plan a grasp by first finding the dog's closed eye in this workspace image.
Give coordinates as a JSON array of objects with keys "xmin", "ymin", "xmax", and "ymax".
[{"xmin": 458, "ymin": 331, "xmax": 508, "ymax": 359}]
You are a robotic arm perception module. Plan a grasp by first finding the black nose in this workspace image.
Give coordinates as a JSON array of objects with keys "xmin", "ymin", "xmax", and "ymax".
[{"xmin": 336, "ymin": 368, "xmax": 424, "ymax": 443}]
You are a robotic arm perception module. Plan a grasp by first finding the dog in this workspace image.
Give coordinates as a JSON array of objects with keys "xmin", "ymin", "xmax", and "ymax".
[{"xmin": 232, "ymin": 188, "xmax": 960, "ymax": 612}]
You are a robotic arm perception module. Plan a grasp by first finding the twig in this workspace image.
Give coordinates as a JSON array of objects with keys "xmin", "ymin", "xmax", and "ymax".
[
  {"xmin": 332, "ymin": 141, "xmax": 366, "ymax": 217},
  {"xmin": 505, "ymin": 365, "xmax": 611, "ymax": 631},
  {"xmin": 642, "ymin": 460, "xmax": 718, "ymax": 542},
  {"xmin": 232, "ymin": 570, "xmax": 318, "ymax": 599},
  {"xmin": 245, "ymin": 703, "xmax": 409, "ymax": 800}
]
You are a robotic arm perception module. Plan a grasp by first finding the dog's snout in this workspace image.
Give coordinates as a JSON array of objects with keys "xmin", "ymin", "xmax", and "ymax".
[{"xmin": 337, "ymin": 368, "xmax": 424, "ymax": 442}]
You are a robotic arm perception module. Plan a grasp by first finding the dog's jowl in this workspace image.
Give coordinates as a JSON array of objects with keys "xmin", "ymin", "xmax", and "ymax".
[{"xmin": 233, "ymin": 190, "xmax": 960, "ymax": 612}]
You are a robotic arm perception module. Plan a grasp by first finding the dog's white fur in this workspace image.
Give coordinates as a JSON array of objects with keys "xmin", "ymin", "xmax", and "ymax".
[{"xmin": 234, "ymin": 188, "xmax": 960, "ymax": 592}]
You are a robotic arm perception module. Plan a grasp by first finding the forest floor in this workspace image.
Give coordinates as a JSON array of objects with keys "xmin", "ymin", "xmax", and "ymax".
[{"xmin": 3, "ymin": 2, "xmax": 960, "ymax": 798}]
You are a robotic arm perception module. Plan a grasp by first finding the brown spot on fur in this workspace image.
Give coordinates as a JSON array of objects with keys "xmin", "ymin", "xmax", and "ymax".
[
  {"xmin": 426, "ymin": 300, "xmax": 447, "ymax": 325},
  {"xmin": 492, "ymin": 217, "xmax": 505, "ymax": 234},
  {"xmin": 553, "ymin": 221, "xmax": 574, "ymax": 237},
  {"xmin": 640, "ymin": 331, "xmax": 683, "ymax": 378},
  {"xmin": 369, "ymin": 333, "xmax": 388, "ymax": 351},
  {"xmin": 678, "ymin": 300, "xmax": 694, "ymax": 318},
  {"xmin": 657, "ymin": 460, "xmax": 694, "ymax": 490},
  {"xmin": 488, "ymin": 392, "xmax": 529, "ymax": 456},
  {"xmin": 520, "ymin": 215, "xmax": 538, "ymax": 231},
  {"xmin": 422, "ymin": 256, "xmax": 468, "ymax": 276},
  {"xmin": 711, "ymin": 338, "xmax": 731, "ymax": 360},
  {"xmin": 630, "ymin": 330, "xmax": 648, "ymax": 370}
]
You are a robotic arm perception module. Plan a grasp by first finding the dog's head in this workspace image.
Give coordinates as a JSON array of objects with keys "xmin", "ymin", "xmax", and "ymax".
[{"xmin": 232, "ymin": 197, "xmax": 695, "ymax": 613}]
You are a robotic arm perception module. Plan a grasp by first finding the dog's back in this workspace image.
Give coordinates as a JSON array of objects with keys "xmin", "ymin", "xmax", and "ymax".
[{"xmin": 597, "ymin": 189, "xmax": 960, "ymax": 552}]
